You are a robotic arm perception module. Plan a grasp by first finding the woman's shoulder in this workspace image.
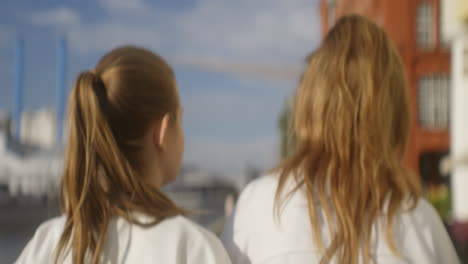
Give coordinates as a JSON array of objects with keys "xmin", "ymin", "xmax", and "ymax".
[
  {"xmin": 38, "ymin": 215, "xmax": 67, "ymax": 231},
  {"xmin": 399, "ymin": 198, "xmax": 444, "ymax": 226},
  {"xmin": 228, "ymin": 174, "xmax": 286, "ymax": 231},
  {"xmin": 397, "ymin": 197, "xmax": 453, "ymax": 241},
  {"xmin": 133, "ymin": 215, "xmax": 230, "ymax": 261},
  {"xmin": 392, "ymin": 198, "xmax": 460, "ymax": 263},
  {"xmin": 28, "ymin": 215, "xmax": 66, "ymax": 245},
  {"xmin": 237, "ymin": 173, "xmax": 280, "ymax": 206},
  {"xmin": 159, "ymin": 216, "xmax": 231, "ymax": 263},
  {"xmin": 156, "ymin": 215, "xmax": 219, "ymax": 241},
  {"xmin": 235, "ymin": 173, "xmax": 302, "ymax": 216},
  {"xmin": 15, "ymin": 216, "xmax": 66, "ymax": 264}
]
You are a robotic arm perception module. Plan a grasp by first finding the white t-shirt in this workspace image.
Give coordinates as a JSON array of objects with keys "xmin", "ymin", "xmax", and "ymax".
[
  {"xmin": 222, "ymin": 174, "xmax": 460, "ymax": 264},
  {"xmin": 16, "ymin": 214, "xmax": 231, "ymax": 264}
]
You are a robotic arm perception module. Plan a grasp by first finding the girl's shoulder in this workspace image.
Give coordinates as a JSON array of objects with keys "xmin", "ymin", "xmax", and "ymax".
[
  {"xmin": 15, "ymin": 216, "xmax": 66, "ymax": 264},
  {"xmin": 392, "ymin": 198, "xmax": 460, "ymax": 263},
  {"xmin": 152, "ymin": 215, "xmax": 222, "ymax": 244},
  {"xmin": 17, "ymin": 215, "xmax": 231, "ymax": 264},
  {"xmin": 227, "ymin": 174, "xmax": 288, "ymax": 234},
  {"xmin": 128, "ymin": 215, "xmax": 232, "ymax": 263},
  {"xmin": 234, "ymin": 173, "xmax": 295, "ymax": 218},
  {"xmin": 237, "ymin": 174, "xmax": 281, "ymax": 206}
]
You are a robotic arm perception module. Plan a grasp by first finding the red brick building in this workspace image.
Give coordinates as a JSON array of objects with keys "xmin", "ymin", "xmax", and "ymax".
[{"xmin": 320, "ymin": 0, "xmax": 451, "ymax": 181}]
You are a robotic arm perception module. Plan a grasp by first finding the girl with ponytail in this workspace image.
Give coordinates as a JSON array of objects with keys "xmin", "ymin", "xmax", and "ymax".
[{"xmin": 16, "ymin": 46, "xmax": 231, "ymax": 264}]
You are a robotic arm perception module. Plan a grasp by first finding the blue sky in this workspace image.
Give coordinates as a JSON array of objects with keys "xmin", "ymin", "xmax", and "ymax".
[{"xmin": 0, "ymin": 0, "xmax": 321, "ymax": 181}]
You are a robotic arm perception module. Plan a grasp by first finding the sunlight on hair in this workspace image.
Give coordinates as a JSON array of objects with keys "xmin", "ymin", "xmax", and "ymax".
[{"xmin": 275, "ymin": 15, "xmax": 422, "ymax": 264}]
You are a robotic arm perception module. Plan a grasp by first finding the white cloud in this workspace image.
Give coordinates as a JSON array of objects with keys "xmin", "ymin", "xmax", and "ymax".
[
  {"xmin": 172, "ymin": 0, "xmax": 320, "ymax": 62},
  {"xmin": 98, "ymin": 0, "xmax": 151, "ymax": 16},
  {"xmin": 24, "ymin": 0, "xmax": 321, "ymax": 64},
  {"xmin": 25, "ymin": 7, "xmax": 163, "ymax": 55},
  {"xmin": 28, "ymin": 7, "xmax": 80, "ymax": 28},
  {"xmin": 69, "ymin": 22, "xmax": 164, "ymax": 55}
]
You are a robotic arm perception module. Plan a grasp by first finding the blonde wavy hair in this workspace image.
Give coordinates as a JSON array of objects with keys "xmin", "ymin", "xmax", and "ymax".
[{"xmin": 275, "ymin": 15, "xmax": 421, "ymax": 264}]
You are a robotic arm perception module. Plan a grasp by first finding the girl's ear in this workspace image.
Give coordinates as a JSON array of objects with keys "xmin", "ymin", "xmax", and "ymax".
[{"xmin": 153, "ymin": 114, "xmax": 170, "ymax": 150}]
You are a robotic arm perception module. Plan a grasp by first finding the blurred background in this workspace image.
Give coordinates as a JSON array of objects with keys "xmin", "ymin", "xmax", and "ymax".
[{"xmin": 0, "ymin": 0, "xmax": 467, "ymax": 263}]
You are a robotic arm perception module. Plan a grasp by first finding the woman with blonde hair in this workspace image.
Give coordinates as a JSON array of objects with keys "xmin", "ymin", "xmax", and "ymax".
[
  {"xmin": 222, "ymin": 15, "xmax": 459, "ymax": 264},
  {"xmin": 16, "ymin": 46, "xmax": 231, "ymax": 264}
]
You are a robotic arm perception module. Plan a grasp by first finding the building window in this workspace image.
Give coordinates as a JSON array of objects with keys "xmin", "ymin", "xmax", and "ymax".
[
  {"xmin": 418, "ymin": 75, "xmax": 450, "ymax": 129},
  {"xmin": 438, "ymin": 0, "xmax": 451, "ymax": 49},
  {"xmin": 417, "ymin": 1, "xmax": 434, "ymax": 49}
]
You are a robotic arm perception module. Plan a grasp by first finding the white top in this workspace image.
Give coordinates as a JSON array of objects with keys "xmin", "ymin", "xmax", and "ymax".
[
  {"xmin": 16, "ymin": 215, "xmax": 231, "ymax": 264},
  {"xmin": 222, "ymin": 174, "xmax": 460, "ymax": 264}
]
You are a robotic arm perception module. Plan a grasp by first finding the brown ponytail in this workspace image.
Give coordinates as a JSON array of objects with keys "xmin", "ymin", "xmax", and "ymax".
[{"xmin": 55, "ymin": 47, "xmax": 184, "ymax": 263}]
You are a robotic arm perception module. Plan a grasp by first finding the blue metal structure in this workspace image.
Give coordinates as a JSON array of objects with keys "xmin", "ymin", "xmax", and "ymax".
[
  {"xmin": 56, "ymin": 36, "xmax": 67, "ymax": 144},
  {"xmin": 13, "ymin": 37, "xmax": 24, "ymax": 140}
]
